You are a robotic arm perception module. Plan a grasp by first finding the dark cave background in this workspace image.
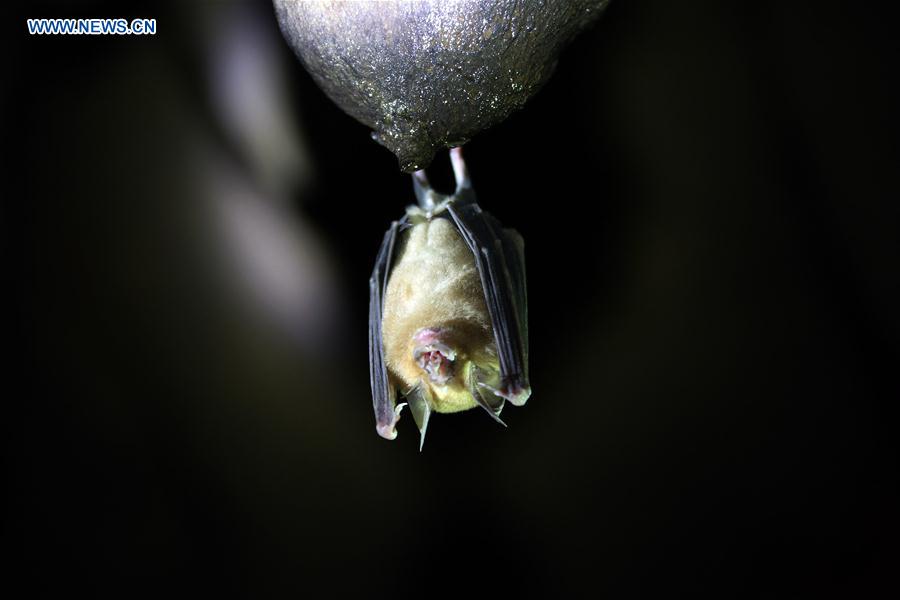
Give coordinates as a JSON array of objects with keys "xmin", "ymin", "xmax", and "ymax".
[{"xmin": 5, "ymin": 1, "xmax": 898, "ymax": 596}]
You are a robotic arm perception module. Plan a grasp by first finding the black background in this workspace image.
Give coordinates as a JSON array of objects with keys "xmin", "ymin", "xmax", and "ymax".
[{"xmin": 5, "ymin": 1, "xmax": 898, "ymax": 597}]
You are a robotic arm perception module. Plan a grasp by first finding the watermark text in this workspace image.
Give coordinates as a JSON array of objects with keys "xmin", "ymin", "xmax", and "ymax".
[{"xmin": 27, "ymin": 18, "xmax": 156, "ymax": 36}]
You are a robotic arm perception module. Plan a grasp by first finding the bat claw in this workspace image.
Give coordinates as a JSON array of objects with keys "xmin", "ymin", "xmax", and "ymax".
[{"xmin": 376, "ymin": 423, "xmax": 398, "ymax": 440}]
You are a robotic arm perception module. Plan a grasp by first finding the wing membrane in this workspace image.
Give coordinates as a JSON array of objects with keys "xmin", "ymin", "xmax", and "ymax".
[
  {"xmin": 448, "ymin": 195, "xmax": 531, "ymax": 405},
  {"xmin": 369, "ymin": 218, "xmax": 407, "ymax": 439}
]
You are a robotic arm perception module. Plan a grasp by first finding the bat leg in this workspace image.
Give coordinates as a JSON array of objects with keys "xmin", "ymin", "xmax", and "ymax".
[
  {"xmin": 413, "ymin": 169, "xmax": 442, "ymax": 212},
  {"xmin": 412, "ymin": 169, "xmax": 430, "ymax": 203},
  {"xmin": 449, "ymin": 146, "xmax": 471, "ymax": 192}
]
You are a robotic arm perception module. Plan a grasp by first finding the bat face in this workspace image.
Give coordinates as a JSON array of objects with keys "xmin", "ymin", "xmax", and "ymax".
[{"xmin": 369, "ymin": 148, "xmax": 530, "ymax": 449}]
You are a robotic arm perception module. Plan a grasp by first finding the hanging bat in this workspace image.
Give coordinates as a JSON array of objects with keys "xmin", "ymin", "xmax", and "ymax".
[{"xmin": 369, "ymin": 147, "xmax": 530, "ymax": 449}]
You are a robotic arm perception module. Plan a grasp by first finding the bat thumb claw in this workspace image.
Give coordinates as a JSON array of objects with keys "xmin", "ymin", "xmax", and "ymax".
[
  {"xmin": 500, "ymin": 382, "xmax": 531, "ymax": 407},
  {"xmin": 376, "ymin": 424, "xmax": 397, "ymax": 440},
  {"xmin": 376, "ymin": 403, "xmax": 406, "ymax": 440}
]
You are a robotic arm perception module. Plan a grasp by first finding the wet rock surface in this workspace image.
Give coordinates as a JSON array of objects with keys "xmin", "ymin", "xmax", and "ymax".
[{"xmin": 275, "ymin": 0, "xmax": 609, "ymax": 171}]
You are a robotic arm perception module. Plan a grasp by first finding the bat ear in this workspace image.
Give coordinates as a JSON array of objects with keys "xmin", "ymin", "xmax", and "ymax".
[
  {"xmin": 407, "ymin": 383, "xmax": 433, "ymax": 451},
  {"xmin": 469, "ymin": 365, "xmax": 507, "ymax": 427}
]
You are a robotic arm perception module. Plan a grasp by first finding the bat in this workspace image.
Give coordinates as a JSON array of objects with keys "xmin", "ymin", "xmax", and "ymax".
[{"xmin": 369, "ymin": 147, "xmax": 530, "ymax": 449}]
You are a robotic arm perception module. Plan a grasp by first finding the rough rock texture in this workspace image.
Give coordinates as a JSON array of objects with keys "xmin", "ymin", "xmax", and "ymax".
[{"xmin": 274, "ymin": 0, "xmax": 609, "ymax": 171}]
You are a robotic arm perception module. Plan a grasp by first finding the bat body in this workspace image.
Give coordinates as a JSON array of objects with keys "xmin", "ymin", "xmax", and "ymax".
[
  {"xmin": 369, "ymin": 148, "xmax": 530, "ymax": 448},
  {"xmin": 382, "ymin": 217, "xmax": 494, "ymax": 413}
]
